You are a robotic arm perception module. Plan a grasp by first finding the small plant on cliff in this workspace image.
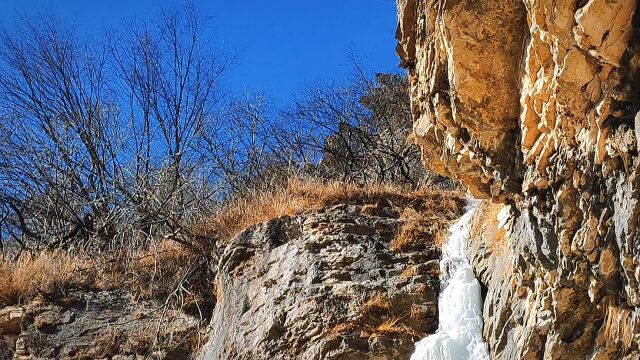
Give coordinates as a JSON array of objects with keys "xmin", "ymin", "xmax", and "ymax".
[{"xmin": 391, "ymin": 191, "xmax": 464, "ymax": 251}]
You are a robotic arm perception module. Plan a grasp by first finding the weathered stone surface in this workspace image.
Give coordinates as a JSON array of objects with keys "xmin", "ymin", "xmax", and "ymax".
[
  {"xmin": 1, "ymin": 291, "xmax": 200, "ymax": 360},
  {"xmin": 199, "ymin": 203, "xmax": 442, "ymax": 360},
  {"xmin": 398, "ymin": 0, "xmax": 640, "ymax": 358},
  {"xmin": 397, "ymin": 0, "xmax": 528, "ymax": 200},
  {"xmin": 0, "ymin": 306, "xmax": 24, "ymax": 359}
]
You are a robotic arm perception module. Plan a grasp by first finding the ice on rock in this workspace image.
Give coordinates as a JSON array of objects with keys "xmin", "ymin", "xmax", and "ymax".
[{"xmin": 410, "ymin": 204, "xmax": 490, "ymax": 360}]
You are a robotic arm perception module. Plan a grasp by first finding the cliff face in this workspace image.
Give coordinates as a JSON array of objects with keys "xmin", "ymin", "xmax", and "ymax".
[
  {"xmin": 397, "ymin": 0, "xmax": 640, "ymax": 358},
  {"xmin": 199, "ymin": 202, "xmax": 448, "ymax": 360}
]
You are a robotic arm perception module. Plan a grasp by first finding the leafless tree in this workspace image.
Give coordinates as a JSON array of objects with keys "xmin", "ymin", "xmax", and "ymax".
[
  {"xmin": 108, "ymin": 6, "xmax": 231, "ymax": 248},
  {"xmin": 0, "ymin": 5, "xmax": 450, "ymax": 258},
  {"xmin": 0, "ymin": 6, "xmax": 229, "ymax": 254},
  {"xmin": 200, "ymin": 69, "xmax": 452, "ymax": 198},
  {"xmin": 200, "ymin": 92, "xmax": 318, "ymax": 196},
  {"xmin": 282, "ymin": 71, "xmax": 442, "ymax": 187}
]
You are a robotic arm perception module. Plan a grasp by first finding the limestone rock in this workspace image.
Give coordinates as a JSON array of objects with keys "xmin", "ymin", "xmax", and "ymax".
[
  {"xmin": 397, "ymin": 0, "xmax": 640, "ymax": 358},
  {"xmin": 199, "ymin": 203, "xmax": 442, "ymax": 360},
  {"xmin": 1, "ymin": 291, "xmax": 200, "ymax": 360},
  {"xmin": 397, "ymin": 0, "xmax": 528, "ymax": 200}
]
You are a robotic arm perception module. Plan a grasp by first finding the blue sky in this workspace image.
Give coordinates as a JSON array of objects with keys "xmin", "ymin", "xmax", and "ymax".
[{"xmin": 0, "ymin": 0, "xmax": 401, "ymax": 102}]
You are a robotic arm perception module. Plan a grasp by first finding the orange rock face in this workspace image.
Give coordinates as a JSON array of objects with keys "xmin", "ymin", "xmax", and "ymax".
[
  {"xmin": 398, "ymin": 0, "xmax": 640, "ymax": 358},
  {"xmin": 397, "ymin": 0, "xmax": 638, "ymax": 200}
]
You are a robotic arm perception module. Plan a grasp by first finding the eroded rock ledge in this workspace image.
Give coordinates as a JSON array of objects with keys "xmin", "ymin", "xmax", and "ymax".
[
  {"xmin": 397, "ymin": 0, "xmax": 640, "ymax": 358},
  {"xmin": 199, "ymin": 203, "xmax": 445, "ymax": 360}
]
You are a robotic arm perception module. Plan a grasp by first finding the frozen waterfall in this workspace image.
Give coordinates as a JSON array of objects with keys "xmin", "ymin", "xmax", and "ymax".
[{"xmin": 410, "ymin": 204, "xmax": 490, "ymax": 360}]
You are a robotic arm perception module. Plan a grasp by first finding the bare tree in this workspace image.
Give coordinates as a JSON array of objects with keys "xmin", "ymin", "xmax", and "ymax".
[
  {"xmin": 0, "ymin": 6, "xmax": 229, "ymax": 254},
  {"xmin": 0, "ymin": 18, "xmax": 118, "ymax": 252},
  {"xmin": 199, "ymin": 69, "xmax": 451, "ymax": 199},
  {"xmin": 200, "ymin": 92, "xmax": 318, "ymax": 196},
  {"xmin": 108, "ymin": 6, "xmax": 231, "ymax": 247},
  {"xmin": 0, "ymin": 5, "xmax": 449, "ymax": 258},
  {"xmin": 282, "ymin": 72, "xmax": 440, "ymax": 187}
]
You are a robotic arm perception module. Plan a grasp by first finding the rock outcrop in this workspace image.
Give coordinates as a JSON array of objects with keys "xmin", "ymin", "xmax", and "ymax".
[
  {"xmin": 199, "ymin": 202, "xmax": 447, "ymax": 360},
  {"xmin": 0, "ymin": 188, "xmax": 462, "ymax": 360},
  {"xmin": 397, "ymin": 0, "xmax": 640, "ymax": 358},
  {"xmin": 0, "ymin": 291, "xmax": 200, "ymax": 359}
]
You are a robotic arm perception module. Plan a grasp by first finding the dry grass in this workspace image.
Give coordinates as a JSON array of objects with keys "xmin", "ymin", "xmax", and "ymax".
[
  {"xmin": 409, "ymin": 304, "xmax": 427, "ymax": 320},
  {"xmin": 359, "ymin": 292, "xmax": 393, "ymax": 316},
  {"xmin": 329, "ymin": 321, "xmax": 359, "ymax": 338},
  {"xmin": 0, "ymin": 239, "xmax": 210, "ymax": 310},
  {"xmin": 390, "ymin": 194, "xmax": 464, "ymax": 252},
  {"xmin": 0, "ymin": 252, "xmax": 91, "ymax": 305},
  {"xmin": 400, "ymin": 265, "xmax": 418, "ymax": 279},
  {"xmin": 603, "ymin": 304, "xmax": 637, "ymax": 351},
  {"xmin": 414, "ymin": 283, "xmax": 429, "ymax": 294},
  {"xmin": 329, "ymin": 292, "xmax": 423, "ymax": 342},
  {"xmin": 94, "ymin": 240, "xmax": 207, "ymax": 303},
  {"xmin": 0, "ymin": 178, "xmax": 463, "ymax": 312},
  {"xmin": 368, "ymin": 317, "xmax": 418, "ymax": 338},
  {"xmin": 196, "ymin": 178, "xmax": 464, "ymax": 247}
]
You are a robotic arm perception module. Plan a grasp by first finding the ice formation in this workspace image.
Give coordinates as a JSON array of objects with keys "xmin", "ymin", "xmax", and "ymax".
[{"xmin": 411, "ymin": 205, "xmax": 490, "ymax": 360}]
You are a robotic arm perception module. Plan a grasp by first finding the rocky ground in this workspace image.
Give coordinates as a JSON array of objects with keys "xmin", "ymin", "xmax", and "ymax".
[{"xmin": 0, "ymin": 291, "xmax": 201, "ymax": 360}]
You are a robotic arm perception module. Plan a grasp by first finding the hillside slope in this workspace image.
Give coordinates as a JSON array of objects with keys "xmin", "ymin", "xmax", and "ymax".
[{"xmin": 0, "ymin": 183, "xmax": 464, "ymax": 359}]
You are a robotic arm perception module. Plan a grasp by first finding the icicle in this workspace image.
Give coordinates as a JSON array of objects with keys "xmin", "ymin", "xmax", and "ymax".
[{"xmin": 410, "ymin": 203, "xmax": 490, "ymax": 360}]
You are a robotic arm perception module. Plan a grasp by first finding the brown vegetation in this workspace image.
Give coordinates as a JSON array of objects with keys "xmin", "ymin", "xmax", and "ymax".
[
  {"xmin": 197, "ymin": 177, "xmax": 464, "ymax": 247},
  {"xmin": 359, "ymin": 292, "xmax": 393, "ymax": 315},
  {"xmin": 0, "ymin": 252, "xmax": 89, "ymax": 305},
  {"xmin": 368, "ymin": 317, "xmax": 418, "ymax": 338},
  {"xmin": 329, "ymin": 321, "xmax": 359, "ymax": 338},
  {"xmin": 409, "ymin": 304, "xmax": 427, "ymax": 320},
  {"xmin": 391, "ymin": 193, "xmax": 464, "ymax": 251},
  {"xmin": 0, "ymin": 178, "xmax": 462, "ymax": 310},
  {"xmin": 0, "ymin": 240, "xmax": 209, "ymax": 313},
  {"xmin": 329, "ymin": 291, "xmax": 424, "ymax": 342},
  {"xmin": 400, "ymin": 266, "xmax": 418, "ymax": 279}
]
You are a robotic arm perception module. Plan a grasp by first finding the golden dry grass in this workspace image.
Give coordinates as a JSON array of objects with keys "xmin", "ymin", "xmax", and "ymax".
[
  {"xmin": 391, "ymin": 194, "xmax": 464, "ymax": 251},
  {"xmin": 0, "ymin": 239, "xmax": 206, "ymax": 308},
  {"xmin": 99, "ymin": 241, "xmax": 212, "ymax": 313},
  {"xmin": 329, "ymin": 291, "xmax": 425, "ymax": 342},
  {"xmin": 0, "ymin": 252, "xmax": 91, "ymax": 305},
  {"xmin": 0, "ymin": 178, "xmax": 463, "ymax": 309},
  {"xmin": 400, "ymin": 265, "xmax": 418, "ymax": 279},
  {"xmin": 359, "ymin": 292, "xmax": 393, "ymax": 316},
  {"xmin": 368, "ymin": 317, "xmax": 418, "ymax": 338},
  {"xmin": 328, "ymin": 321, "xmax": 359, "ymax": 338},
  {"xmin": 196, "ymin": 178, "xmax": 464, "ymax": 247}
]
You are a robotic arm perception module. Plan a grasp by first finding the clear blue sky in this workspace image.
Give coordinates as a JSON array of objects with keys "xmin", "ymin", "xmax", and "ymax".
[{"xmin": 0, "ymin": 0, "xmax": 401, "ymax": 102}]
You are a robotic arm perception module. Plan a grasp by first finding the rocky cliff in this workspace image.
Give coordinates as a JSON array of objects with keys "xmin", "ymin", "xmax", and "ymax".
[
  {"xmin": 0, "ymin": 291, "xmax": 200, "ymax": 359},
  {"xmin": 0, "ymin": 188, "xmax": 464, "ymax": 360},
  {"xmin": 199, "ymin": 196, "xmax": 462, "ymax": 360},
  {"xmin": 397, "ymin": 0, "xmax": 640, "ymax": 358}
]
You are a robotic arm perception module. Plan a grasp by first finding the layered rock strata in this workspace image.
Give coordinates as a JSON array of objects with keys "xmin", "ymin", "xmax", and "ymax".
[
  {"xmin": 0, "ymin": 291, "xmax": 199, "ymax": 360},
  {"xmin": 397, "ymin": 0, "xmax": 640, "ymax": 358},
  {"xmin": 199, "ymin": 203, "xmax": 445, "ymax": 360}
]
